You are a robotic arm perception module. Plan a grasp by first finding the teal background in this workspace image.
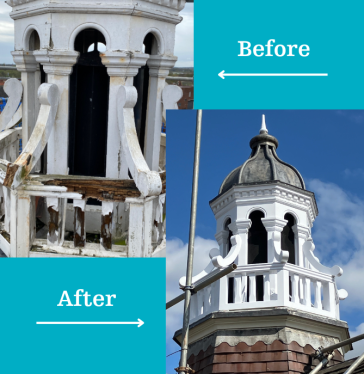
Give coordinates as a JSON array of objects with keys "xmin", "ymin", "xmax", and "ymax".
[
  {"xmin": 195, "ymin": 1, "xmax": 364, "ymax": 109},
  {"xmin": 0, "ymin": 259, "xmax": 165, "ymax": 373}
]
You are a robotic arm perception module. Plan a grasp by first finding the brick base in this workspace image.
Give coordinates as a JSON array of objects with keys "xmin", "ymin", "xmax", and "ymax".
[{"xmin": 188, "ymin": 340, "xmax": 344, "ymax": 374}]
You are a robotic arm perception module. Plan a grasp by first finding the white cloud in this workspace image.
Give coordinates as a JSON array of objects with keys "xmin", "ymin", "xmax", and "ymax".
[
  {"xmin": 346, "ymin": 323, "xmax": 364, "ymax": 360},
  {"xmin": 174, "ymin": 3, "xmax": 194, "ymax": 67},
  {"xmin": 166, "ymin": 236, "xmax": 217, "ymax": 349},
  {"xmin": 307, "ymin": 179, "xmax": 364, "ymax": 311},
  {"xmin": 343, "ymin": 168, "xmax": 364, "ymax": 179}
]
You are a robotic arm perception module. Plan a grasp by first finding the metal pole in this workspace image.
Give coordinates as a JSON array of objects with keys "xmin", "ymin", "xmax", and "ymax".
[
  {"xmin": 344, "ymin": 352, "xmax": 364, "ymax": 374},
  {"xmin": 177, "ymin": 110, "xmax": 203, "ymax": 374},
  {"xmin": 166, "ymin": 264, "xmax": 237, "ymax": 310},
  {"xmin": 308, "ymin": 353, "xmax": 334, "ymax": 374},
  {"xmin": 319, "ymin": 333, "xmax": 364, "ymax": 355}
]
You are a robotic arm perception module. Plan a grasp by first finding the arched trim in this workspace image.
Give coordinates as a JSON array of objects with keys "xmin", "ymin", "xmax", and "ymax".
[
  {"xmin": 283, "ymin": 210, "xmax": 299, "ymax": 224},
  {"xmin": 69, "ymin": 23, "xmax": 111, "ymax": 51},
  {"xmin": 23, "ymin": 25, "xmax": 42, "ymax": 51},
  {"xmin": 246, "ymin": 207, "xmax": 266, "ymax": 219},
  {"xmin": 222, "ymin": 216, "xmax": 232, "ymax": 231},
  {"xmin": 142, "ymin": 28, "xmax": 165, "ymax": 55}
]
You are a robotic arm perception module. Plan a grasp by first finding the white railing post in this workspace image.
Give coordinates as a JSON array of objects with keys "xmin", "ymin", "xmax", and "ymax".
[
  {"xmin": 314, "ymin": 280, "xmax": 323, "ymax": 310},
  {"xmin": 249, "ymin": 273, "xmax": 256, "ymax": 302},
  {"xmin": 73, "ymin": 199, "xmax": 86, "ymax": 248},
  {"xmin": 277, "ymin": 268, "xmax": 290, "ymax": 306},
  {"xmin": 100, "ymin": 201, "xmax": 114, "ymax": 251},
  {"xmin": 322, "ymin": 281, "xmax": 336, "ymax": 315},
  {"xmin": 234, "ymin": 274, "xmax": 242, "ymax": 303},
  {"xmin": 46, "ymin": 197, "xmax": 65, "ymax": 246},
  {"xmin": 126, "ymin": 197, "xmax": 144, "ymax": 257},
  {"xmin": 291, "ymin": 273, "xmax": 300, "ymax": 304},
  {"xmin": 302, "ymin": 276, "xmax": 311, "ymax": 307},
  {"xmin": 263, "ymin": 272, "xmax": 271, "ymax": 302},
  {"xmin": 241, "ymin": 274, "xmax": 248, "ymax": 302},
  {"xmin": 9, "ymin": 189, "xmax": 17, "ymax": 257}
]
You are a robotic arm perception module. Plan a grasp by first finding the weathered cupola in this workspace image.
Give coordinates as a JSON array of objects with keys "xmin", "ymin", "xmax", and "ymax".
[
  {"xmin": 174, "ymin": 116, "xmax": 351, "ymax": 374},
  {"xmin": 0, "ymin": 0, "xmax": 184, "ymax": 257}
]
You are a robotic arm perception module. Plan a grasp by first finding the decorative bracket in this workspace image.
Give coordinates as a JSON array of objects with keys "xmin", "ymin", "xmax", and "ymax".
[
  {"xmin": 303, "ymin": 239, "xmax": 343, "ymax": 277},
  {"xmin": 3, "ymin": 83, "xmax": 60, "ymax": 189},
  {"xmin": 117, "ymin": 85, "xmax": 162, "ymax": 197},
  {"xmin": 0, "ymin": 78, "xmax": 23, "ymax": 131},
  {"xmin": 179, "ymin": 235, "xmax": 242, "ymax": 287},
  {"xmin": 271, "ymin": 231, "xmax": 289, "ymax": 263},
  {"xmin": 162, "ymin": 84, "xmax": 183, "ymax": 122}
]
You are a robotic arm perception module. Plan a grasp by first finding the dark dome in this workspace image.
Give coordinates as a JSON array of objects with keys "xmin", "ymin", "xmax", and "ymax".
[{"xmin": 219, "ymin": 116, "xmax": 305, "ymax": 195}]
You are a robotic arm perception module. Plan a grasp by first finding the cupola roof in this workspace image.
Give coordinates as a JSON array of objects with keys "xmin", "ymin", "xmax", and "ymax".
[{"xmin": 219, "ymin": 115, "xmax": 305, "ymax": 194}]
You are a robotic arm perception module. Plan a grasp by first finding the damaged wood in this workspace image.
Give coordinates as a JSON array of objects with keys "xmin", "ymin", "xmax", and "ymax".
[
  {"xmin": 36, "ymin": 175, "xmax": 142, "ymax": 202},
  {"xmin": 2, "ymin": 83, "xmax": 60, "ymax": 190},
  {"xmin": 101, "ymin": 212, "xmax": 112, "ymax": 250},
  {"xmin": 161, "ymin": 171, "xmax": 166, "ymax": 194},
  {"xmin": 74, "ymin": 207, "xmax": 86, "ymax": 247},
  {"xmin": 48, "ymin": 206, "xmax": 59, "ymax": 244}
]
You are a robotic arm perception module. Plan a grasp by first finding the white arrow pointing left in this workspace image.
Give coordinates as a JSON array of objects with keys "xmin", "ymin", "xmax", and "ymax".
[{"xmin": 37, "ymin": 319, "xmax": 145, "ymax": 328}]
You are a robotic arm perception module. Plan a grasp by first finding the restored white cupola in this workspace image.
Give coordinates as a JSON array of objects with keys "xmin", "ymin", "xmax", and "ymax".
[{"xmin": 175, "ymin": 117, "xmax": 350, "ymax": 373}]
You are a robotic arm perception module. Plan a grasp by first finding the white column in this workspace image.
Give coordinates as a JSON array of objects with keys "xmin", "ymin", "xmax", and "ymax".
[
  {"xmin": 101, "ymin": 52, "xmax": 149, "ymax": 179},
  {"xmin": 145, "ymin": 55, "xmax": 177, "ymax": 171},
  {"xmin": 228, "ymin": 219, "xmax": 251, "ymax": 266},
  {"xmin": 293, "ymin": 224, "xmax": 310, "ymax": 268},
  {"xmin": 34, "ymin": 50, "xmax": 79, "ymax": 175},
  {"xmin": 101, "ymin": 52, "xmax": 149, "ymax": 245},
  {"xmin": 11, "ymin": 51, "xmax": 39, "ymax": 145},
  {"xmin": 261, "ymin": 218, "xmax": 287, "ymax": 263}
]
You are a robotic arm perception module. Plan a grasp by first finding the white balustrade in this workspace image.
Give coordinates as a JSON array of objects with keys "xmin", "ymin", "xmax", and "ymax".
[{"xmin": 189, "ymin": 262, "xmax": 340, "ymax": 323}]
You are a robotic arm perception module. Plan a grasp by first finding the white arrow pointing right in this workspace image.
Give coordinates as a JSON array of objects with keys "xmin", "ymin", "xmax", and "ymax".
[{"xmin": 37, "ymin": 319, "xmax": 145, "ymax": 327}]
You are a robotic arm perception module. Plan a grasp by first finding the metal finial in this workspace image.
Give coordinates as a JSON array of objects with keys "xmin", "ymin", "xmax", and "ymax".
[{"xmin": 260, "ymin": 115, "xmax": 268, "ymax": 134}]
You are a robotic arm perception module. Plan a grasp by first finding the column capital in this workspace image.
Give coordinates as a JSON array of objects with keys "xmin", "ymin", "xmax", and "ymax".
[
  {"xmin": 147, "ymin": 55, "xmax": 178, "ymax": 78},
  {"xmin": 11, "ymin": 50, "xmax": 38, "ymax": 72},
  {"xmin": 229, "ymin": 220, "xmax": 251, "ymax": 235},
  {"xmin": 261, "ymin": 217, "xmax": 287, "ymax": 232},
  {"xmin": 292, "ymin": 224, "xmax": 310, "ymax": 239},
  {"xmin": 34, "ymin": 50, "xmax": 79, "ymax": 76},
  {"xmin": 101, "ymin": 51, "xmax": 149, "ymax": 77}
]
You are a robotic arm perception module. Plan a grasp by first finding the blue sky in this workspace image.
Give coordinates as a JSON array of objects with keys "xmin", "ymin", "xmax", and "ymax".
[{"xmin": 166, "ymin": 110, "xmax": 364, "ymax": 373}]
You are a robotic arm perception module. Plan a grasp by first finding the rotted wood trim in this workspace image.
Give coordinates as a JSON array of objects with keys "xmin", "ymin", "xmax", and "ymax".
[
  {"xmin": 101, "ymin": 212, "xmax": 113, "ymax": 251},
  {"xmin": 48, "ymin": 206, "xmax": 59, "ymax": 244},
  {"xmin": 26, "ymin": 172, "xmax": 166, "ymax": 201},
  {"xmin": 74, "ymin": 207, "xmax": 86, "ymax": 248},
  {"xmin": 161, "ymin": 171, "xmax": 166, "ymax": 194}
]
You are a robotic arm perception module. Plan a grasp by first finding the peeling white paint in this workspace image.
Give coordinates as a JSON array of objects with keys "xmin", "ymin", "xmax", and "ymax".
[
  {"xmin": 102, "ymin": 201, "xmax": 114, "ymax": 216},
  {"xmin": 73, "ymin": 199, "xmax": 86, "ymax": 211}
]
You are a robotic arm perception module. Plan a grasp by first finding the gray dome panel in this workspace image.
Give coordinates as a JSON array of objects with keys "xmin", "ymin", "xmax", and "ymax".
[{"xmin": 219, "ymin": 128, "xmax": 305, "ymax": 194}]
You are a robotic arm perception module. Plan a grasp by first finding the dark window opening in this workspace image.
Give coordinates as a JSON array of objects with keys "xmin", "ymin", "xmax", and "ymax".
[
  {"xmin": 247, "ymin": 210, "xmax": 267, "ymax": 301},
  {"xmin": 68, "ymin": 29, "xmax": 110, "ymax": 206},
  {"xmin": 133, "ymin": 33, "xmax": 158, "ymax": 154},
  {"xmin": 281, "ymin": 213, "xmax": 296, "ymax": 265},
  {"xmin": 29, "ymin": 30, "xmax": 40, "ymax": 51}
]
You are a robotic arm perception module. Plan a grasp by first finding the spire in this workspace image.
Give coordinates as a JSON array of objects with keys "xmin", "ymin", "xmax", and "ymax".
[{"xmin": 260, "ymin": 114, "xmax": 268, "ymax": 134}]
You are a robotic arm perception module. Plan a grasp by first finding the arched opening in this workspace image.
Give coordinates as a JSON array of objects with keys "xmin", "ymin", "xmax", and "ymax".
[
  {"xmin": 247, "ymin": 210, "xmax": 267, "ymax": 301},
  {"xmin": 133, "ymin": 33, "xmax": 159, "ymax": 153},
  {"xmin": 224, "ymin": 218, "xmax": 235, "ymax": 304},
  {"xmin": 28, "ymin": 29, "xmax": 47, "ymax": 172},
  {"xmin": 28, "ymin": 30, "xmax": 40, "ymax": 51},
  {"xmin": 68, "ymin": 29, "xmax": 110, "ymax": 185},
  {"xmin": 281, "ymin": 213, "xmax": 296, "ymax": 265}
]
